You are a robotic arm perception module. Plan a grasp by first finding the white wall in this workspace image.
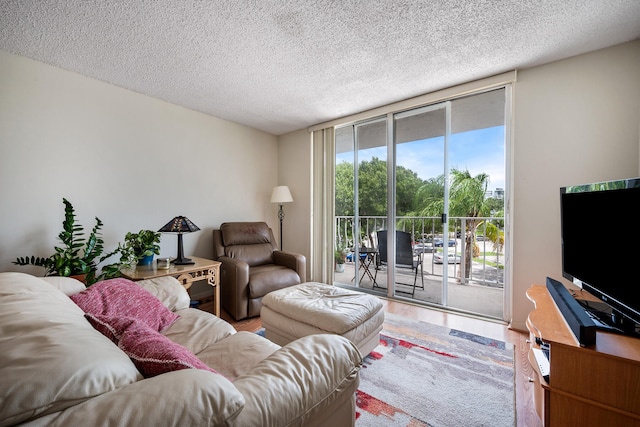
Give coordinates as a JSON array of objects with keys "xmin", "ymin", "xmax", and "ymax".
[
  {"xmin": 276, "ymin": 129, "xmax": 312, "ymax": 278},
  {"xmin": 279, "ymin": 40, "xmax": 640, "ymax": 331},
  {"xmin": 511, "ymin": 40, "xmax": 640, "ymax": 330},
  {"xmin": 0, "ymin": 50, "xmax": 280, "ymax": 277}
]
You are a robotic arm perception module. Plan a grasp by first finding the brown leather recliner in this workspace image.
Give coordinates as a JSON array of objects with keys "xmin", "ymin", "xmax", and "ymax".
[{"xmin": 213, "ymin": 222, "xmax": 306, "ymax": 321}]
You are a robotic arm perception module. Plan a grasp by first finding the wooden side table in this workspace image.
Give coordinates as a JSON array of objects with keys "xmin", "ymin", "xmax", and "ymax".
[{"xmin": 121, "ymin": 256, "xmax": 221, "ymax": 317}]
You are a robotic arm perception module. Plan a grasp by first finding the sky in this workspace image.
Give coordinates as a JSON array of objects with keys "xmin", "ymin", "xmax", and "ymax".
[{"xmin": 336, "ymin": 126, "xmax": 506, "ymax": 193}]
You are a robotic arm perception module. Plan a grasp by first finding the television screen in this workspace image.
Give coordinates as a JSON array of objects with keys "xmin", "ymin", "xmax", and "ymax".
[{"xmin": 561, "ymin": 177, "xmax": 640, "ymax": 329}]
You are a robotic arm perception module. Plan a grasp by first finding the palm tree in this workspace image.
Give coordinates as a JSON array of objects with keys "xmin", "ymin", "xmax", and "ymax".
[
  {"xmin": 481, "ymin": 221, "xmax": 505, "ymax": 265},
  {"xmin": 446, "ymin": 169, "xmax": 492, "ymax": 281}
]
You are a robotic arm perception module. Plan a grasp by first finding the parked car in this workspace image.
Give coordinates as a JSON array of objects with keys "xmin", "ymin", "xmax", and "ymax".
[
  {"xmin": 413, "ymin": 243, "xmax": 434, "ymax": 255},
  {"xmin": 433, "ymin": 253, "xmax": 462, "ymax": 264},
  {"xmin": 434, "ymin": 238, "xmax": 456, "ymax": 247}
]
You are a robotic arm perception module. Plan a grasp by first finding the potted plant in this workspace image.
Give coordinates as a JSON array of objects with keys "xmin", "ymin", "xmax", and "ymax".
[
  {"xmin": 97, "ymin": 241, "xmax": 137, "ymax": 280},
  {"xmin": 125, "ymin": 229, "xmax": 161, "ymax": 265},
  {"xmin": 98, "ymin": 229, "xmax": 161, "ymax": 280},
  {"xmin": 334, "ymin": 244, "xmax": 347, "ymax": 273},
  {"xmin": 14, "ymin": 198, "xmax": 106, "ymax": 285}
]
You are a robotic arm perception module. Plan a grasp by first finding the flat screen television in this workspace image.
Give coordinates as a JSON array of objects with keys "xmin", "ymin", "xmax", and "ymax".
[{"xmin": 560, "ymin": 177, "xmax": 640, "ymax": 334}]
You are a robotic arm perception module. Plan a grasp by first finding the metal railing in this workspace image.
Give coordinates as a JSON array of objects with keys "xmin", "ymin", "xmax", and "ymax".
[{"xmin": 335, "ymin": 215, "xmax": 505, "ymax": 287}]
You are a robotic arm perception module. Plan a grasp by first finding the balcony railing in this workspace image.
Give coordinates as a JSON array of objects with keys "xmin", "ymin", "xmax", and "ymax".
[{"xmin": 335, "ymin": 215, "xmax": 504, "ymax": 288}]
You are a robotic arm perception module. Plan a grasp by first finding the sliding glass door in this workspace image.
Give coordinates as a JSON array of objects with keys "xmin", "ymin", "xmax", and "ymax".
[
  {"xmin": 335, "ymin": 117, "xmax": 388, "ymax": 286},
  {"xmin": 393, "ymin": 103, "xmax": 448, "ymax": 304},
  {"xmin": 334, "ymin": 88, "xmax": 507, "ymax": 321}
]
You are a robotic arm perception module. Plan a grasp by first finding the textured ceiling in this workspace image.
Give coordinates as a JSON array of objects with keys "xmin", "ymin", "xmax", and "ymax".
[{"xmin": 1, "ymin": 1, "xmax": 639, "ymax": 135}]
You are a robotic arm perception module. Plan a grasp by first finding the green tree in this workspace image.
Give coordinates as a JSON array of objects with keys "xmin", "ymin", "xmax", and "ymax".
[
  {"xmin": 410, "ymin": 175, "xmax": 446, "ymax": 236},
  {"xmin": 479, "ymin": 221, "xmax": 505, "ymax": 266},
  {"xmin": 335, "ymin": 161, "xmax": 354, "ymax": 216},
  {"xmin": 357, "ymin": 157, "xmax": 387, "ymax": 216},
  {"xmin": 336, "ymin": 157, "xmax": 425, "ymax": 238},
  {"xmin": 395, "ymin": 166, "xmax": 423, "ymax": 216},
  {"xmin": 485, "ymin": 197, "xmax": 504, "ymax": 216}
]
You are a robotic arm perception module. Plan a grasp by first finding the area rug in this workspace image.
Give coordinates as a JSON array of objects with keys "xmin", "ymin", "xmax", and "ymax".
[{"xmin": 355, "ymin": 312, "xmax": 515, "ymax": 426}]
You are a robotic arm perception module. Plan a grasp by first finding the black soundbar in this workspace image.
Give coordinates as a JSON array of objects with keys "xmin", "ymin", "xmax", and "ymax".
[{"xmin": 546, "ymin": 277, "xmax": 597, "ymax": 347}]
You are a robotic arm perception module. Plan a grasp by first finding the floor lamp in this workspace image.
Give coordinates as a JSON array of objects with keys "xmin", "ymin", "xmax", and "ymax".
[{"xmin": 270, "ymin": 186, "xmax": 293, "ymax": 250}]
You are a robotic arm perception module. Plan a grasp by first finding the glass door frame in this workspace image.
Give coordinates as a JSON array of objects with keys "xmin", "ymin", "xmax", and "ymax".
[
  {"xmin": 385, "ymin": 101, "xmax": 452, "ymax": 302},
  {"xmin": 329, "ymin": 82, "xmax": 512, "ymax": 323}
]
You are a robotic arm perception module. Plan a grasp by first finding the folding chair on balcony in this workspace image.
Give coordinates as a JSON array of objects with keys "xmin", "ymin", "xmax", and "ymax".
[{"xmin": 374, "ymin": 230, "xmax": 424, "ymax": 297}]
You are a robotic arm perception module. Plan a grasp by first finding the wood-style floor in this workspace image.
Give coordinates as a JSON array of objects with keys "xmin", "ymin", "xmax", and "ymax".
[{"xmin": 199, "ymin": 298, "xmax": 541, "ymax": 427}]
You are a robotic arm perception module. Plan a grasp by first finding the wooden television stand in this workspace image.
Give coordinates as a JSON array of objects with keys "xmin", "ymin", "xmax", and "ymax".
[{"xmin": 526, "ymin": 284, "xmax": 640, "ymax": 426}]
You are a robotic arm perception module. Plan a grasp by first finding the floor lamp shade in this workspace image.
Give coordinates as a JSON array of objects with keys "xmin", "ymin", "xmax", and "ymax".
[
  {"xmin": 271, "ymin": 186, "xmax": 293, "ymax": 250},
  {"xmin": 158, "ymin": 216, "xmax": 200, "ymax": 265},
  {"xmin": 270, "ymin": 186, "xmax": 293, "ymax": 204}
]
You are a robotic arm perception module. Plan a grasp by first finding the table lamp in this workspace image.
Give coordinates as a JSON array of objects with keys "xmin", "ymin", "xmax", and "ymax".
[{"xmin": 158, "ymin": 216, "xmax": 200, "ymax": 265}]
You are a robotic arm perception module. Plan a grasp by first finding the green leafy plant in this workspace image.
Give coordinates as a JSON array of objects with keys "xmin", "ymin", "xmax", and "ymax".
[
  {"xmin": 334, "ymin": 244, "xmax": 347, "ymax": 264},
  {"xmin": 125, "ymin": 229, "xmax": 161, "ymax": 260},
  {"xmin": 14, "ymin": 198, "xmax": 105, "ymax": 285},
  {"xmin": 98, "ymin": 230, "xmax": 161, "ymax": 280},
  {"xmin": 98, "ymin": 242, "xmax": 137, "ymax": 280}
]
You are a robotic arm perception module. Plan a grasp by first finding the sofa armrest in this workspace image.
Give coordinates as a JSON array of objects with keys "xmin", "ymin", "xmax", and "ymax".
[
  {"xmin": 231, "ymin": 334, "xmax": 361, "ymax": 426},
  {"xmin": 273, "ymin": 251, "xmax": 306, "ymax": 282},
  {"xmin": 43, "ymin": 369, "xmax": 245, "ymax": 427}
]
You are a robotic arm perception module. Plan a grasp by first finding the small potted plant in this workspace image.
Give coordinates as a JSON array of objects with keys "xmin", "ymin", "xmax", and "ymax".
[
  {"xmin": 124, "ymin": 230, "xmax": 161, "ymax": 266},
  {"xmin": 14, "ymin": 198, "xmax": 106, "ymax": 285},
  {"xmin": 98, "ymin": 229, "xmax": 161, "ymax": 280},
  {"xmin": 334, "ymin": 244, "xmax": 347, "ymax": 273}
]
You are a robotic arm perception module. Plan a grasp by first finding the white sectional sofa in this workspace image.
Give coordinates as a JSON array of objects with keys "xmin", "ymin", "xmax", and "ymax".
[{"xmin": 0, "ymin": 272, "xmax": 362, "ymax": 427}]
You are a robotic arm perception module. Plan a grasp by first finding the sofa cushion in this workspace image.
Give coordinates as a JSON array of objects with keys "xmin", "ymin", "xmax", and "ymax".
[
  {"xmin": 40, "ymin": 370, "xmax": 246, "ymax": 427},
  {"xmin": 0, "ymin": 273, "xmax": 141, "ymax": 426},
  {"xmin": 41, "ymin": 276, "xmax": 86, "ymax": 296},
  {"xmin": 70, "ymin": 278, "xmax": 179, "ymax": 332},
  {"xmin": 136, "ymin": 276, "xmax": 191, "ymax": 312},
  {"xmin": 194, "ymin": 331, "xmax": 280, "ymax": 380},
  {"xmin": 163, "ymin": 308, "xmax": 236, "ymax": 354},
  {"xmin": 85, "ymin": 314, "xmax": 217, "ymax": 378}
]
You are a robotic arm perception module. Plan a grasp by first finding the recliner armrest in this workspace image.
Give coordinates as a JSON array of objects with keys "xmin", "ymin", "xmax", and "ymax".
[
  {"xmin": 273, "ymin": 251, "xmax": 306, "ymax": 282},
  {"xmin": 219, "ymin": 256, "xmax": 249, "ymax": 286},
  {"xmin": 219, "ymin": 256, "xmax": 252, "ymax": 320}
]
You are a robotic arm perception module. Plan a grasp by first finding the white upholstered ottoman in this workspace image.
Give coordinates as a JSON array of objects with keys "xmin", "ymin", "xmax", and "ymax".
[{"xmin": 260, "ymin": 282, "xmax": 384, "ymax": 356}]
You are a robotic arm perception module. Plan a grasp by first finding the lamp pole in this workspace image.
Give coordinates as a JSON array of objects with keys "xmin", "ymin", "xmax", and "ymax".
[
  {"xmin": 270, "ymin": 185, "xmax": 293, "ymax": 251},
  {"xmin": 278, "ymin": 204, "xmax": 285, "ymax": 250}
]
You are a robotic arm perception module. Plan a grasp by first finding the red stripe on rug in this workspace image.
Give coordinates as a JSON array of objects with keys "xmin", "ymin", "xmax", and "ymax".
[
  {"xmin": 380, "ymin": 333, "xmax": 457, "ymax": 358},
  {"xmin": 356, "ymin": 389, "xmax": 407, "ymax": 419}
]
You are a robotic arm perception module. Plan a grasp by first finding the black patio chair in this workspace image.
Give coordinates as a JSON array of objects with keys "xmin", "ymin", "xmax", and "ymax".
[{"xmin": 374, "ymin": 230, "xmax": 424, "ymax": 297}]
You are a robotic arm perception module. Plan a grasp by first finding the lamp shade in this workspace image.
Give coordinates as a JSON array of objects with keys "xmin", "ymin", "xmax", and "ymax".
[
  {"xmin": 157, "ymin": 216, "xmax": 200, "ymax": 265},
  {"xmin": 158, "ymin": 216, "xmax": 200, "ymax": 234},
  {"xmin": 270, "ymin": 186, "xmax": 293, "ymax": 204}
]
